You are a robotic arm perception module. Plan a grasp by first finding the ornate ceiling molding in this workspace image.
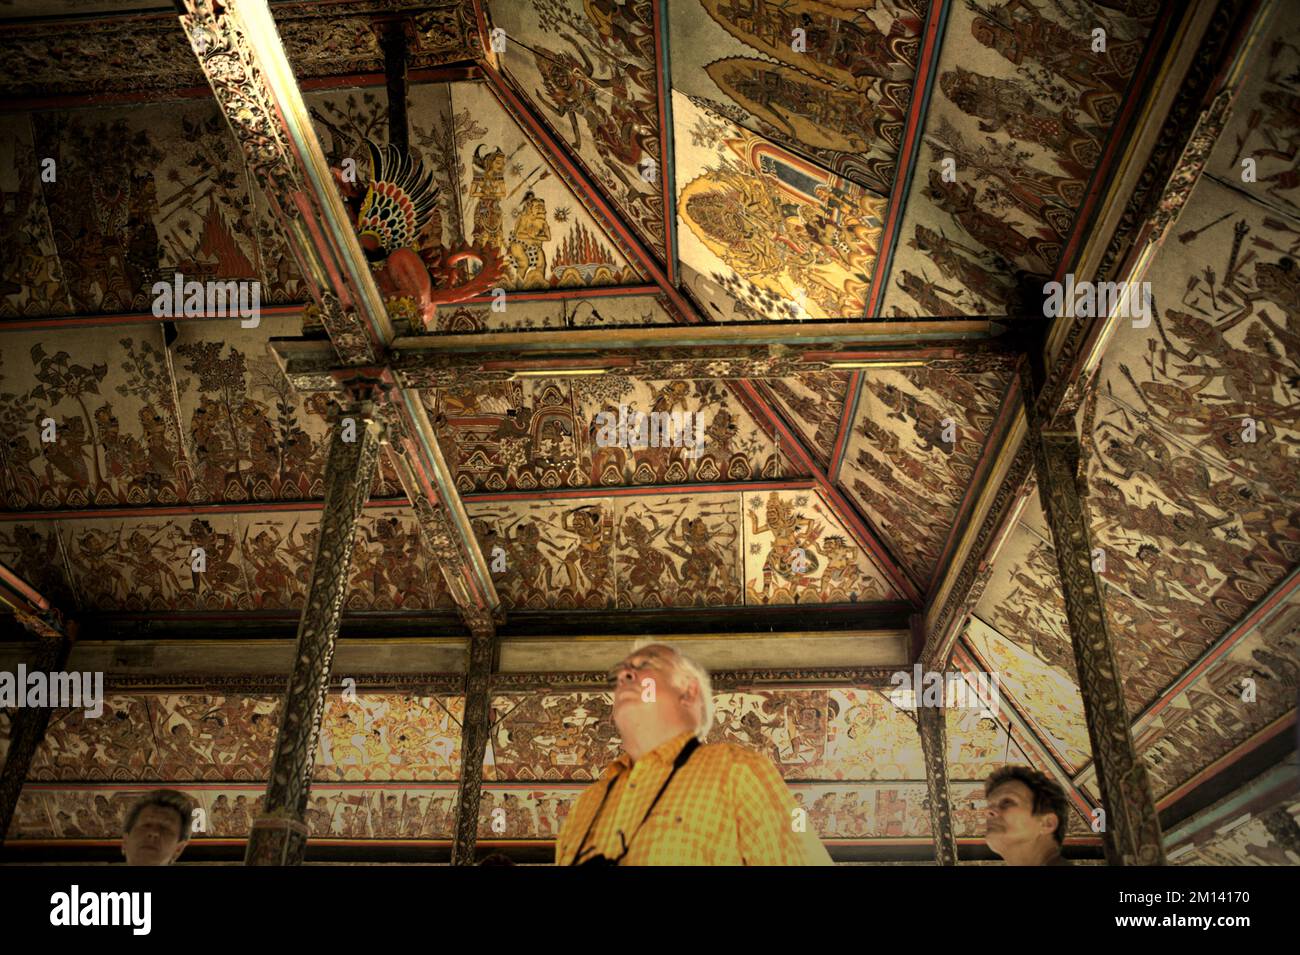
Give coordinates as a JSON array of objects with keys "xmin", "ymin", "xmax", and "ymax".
[{"xmin": 0, "ymin": 0, "xmax": 476, "ymax": 99}]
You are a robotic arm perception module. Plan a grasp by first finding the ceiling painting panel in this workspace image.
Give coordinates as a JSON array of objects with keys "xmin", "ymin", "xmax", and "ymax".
[
  {"xmin": 668, "ymin": 0, "xmax": 930, "ymax": 197},
  {"xmin": 674, "ymin": 91, "xmax": 885, "ymax": 321},
  {"xmin": 430, "ymin": 374, "xmax": 787, "ymax": 495},
  {"xmin": 57, "ymin": 512, "xmax": 252, "ymax": 612},
  {"xmin": 841, "ymin": 361, "xmax": 1013, "ymax": 586},
  {"xmin": 1206, "ymin": 2, "xmax": 1300, "ymax": 221},
  {"xmin": 488, "ymin": 0, "xmax": 665, "ymax": 260},
  {"xmin": 0, "ymin": 114, "xmax": 72, "ymax": 319},
  {"xmin": 1086, "ymin": 394, "xmax": 1299, "ymax": 711},
  {"xmin": 765, "ymin": 371, "xmax": 852, "ymax": 468},
  {"xmin": 0, "ymin": 325, "xmax": 191, "ymax": 511},
  {"xmin": 440, "ymin": 80, "xmax": 643, "ymax": 290},
  {"xmin": 30, "ymin": 695, "xmax": 156, "ymax": 781},
  {"xmin": 742, "ymin": 488, "xmax": 901, "ymax": 605},
  {"xmin": 974, "ymin": 506, "xmax": 1075, "ymax": 679},
  {"xmin": 614, "ymin": 492, "xmax": 744, "ymax": 608},
  {"xmin": 964, "ymin": 616, "xmax": 1091, "ymax": 772},
  {"xmin": 25, "ymin": 101, "xmax": 272, "ymax": 317},
  {"xmin": 316, "ymin": 693, "xmax": 463, "ymax": 782},
  {"xmin": 1175, "ymin": 799, "xmax": 1300, "ymax": 866},
  {"xmin": 881, "ymin": 0, "xmax": 1161, "ymax": 317},
  {"xmin": 1127, "ymin": 589, "xmax": 1298, "ymax": 802},
  {"xmin": 1089, "ymin": 177, "xmax": 1300, "ymax": 496},
  {"xmin": 467, "ymin": 495, "xmax": 619, "ymax": 609},
  {"xmin": 0, "ymin": 519, "xmax": 76, "ymax": 608}
]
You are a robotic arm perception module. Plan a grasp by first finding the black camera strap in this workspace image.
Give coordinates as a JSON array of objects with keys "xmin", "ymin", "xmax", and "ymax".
[{"xmin": 570, "ymin": 736, "xmax": 700, "ymax": 866}]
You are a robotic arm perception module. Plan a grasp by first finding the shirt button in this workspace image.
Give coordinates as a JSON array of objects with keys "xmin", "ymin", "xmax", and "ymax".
[
  {"xmin": 629, "ymin": 783, "xmax": 636, "ymax": 789},
  {"xmin": 675, "ymin": 816, "xmax": 683, "ymax": 823}
]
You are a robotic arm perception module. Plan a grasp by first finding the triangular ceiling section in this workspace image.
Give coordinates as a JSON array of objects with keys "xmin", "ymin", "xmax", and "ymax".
[
  {"xmin": 303, "ymin": 81, "xmax": 646, "ymax": 296},
  {"xmin": 674, "ymin": 91, "xmax": 885, "ymax": 321},
  {"xmin": 880, "ymin": 0, "xmax": 1163, "ymax": 316},
  {"xmin": 427, "ymin": 374, "xmax": 793, "ymax": 494},
  {"xmin": 838, "ymin": 358, "xmax": 1015, "ymax": 588},
  {"xmin": 464, "ymin": 486, "xmax": 901, "ymax": 611},
  {"xmin": 482, "ymin": 0, "xmax": 666, "ymax": 262},
  {"xmin": 764, "ymin": 372, "xmax": 853, "ymax": 469},
  {"xmin": 668, "ymin": 0, "xmax": 927, "ymax": 198}
]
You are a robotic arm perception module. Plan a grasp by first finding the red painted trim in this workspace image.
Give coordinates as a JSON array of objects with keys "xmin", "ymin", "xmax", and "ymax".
[
  {"xmin": 0, "ymin": 562, "xmax": 50, "ymax": 610},
  {"xmin": 651, "ymin": 0, "xmax": 676, "ymax": 285},
  {"xmin": 927, "ymin": 372, "xmax": 1021, "ymax": 593},
  {"xmin": 1155, "ymin": 712, "xmax": 1297, "ymax": 810},
  {"xmin": 864, "ymin": 0, "xmax": 947, "ymax": 316},
  {"xmin": 826, "ymin": 371, "xmax": 862, "ymax": 482}
]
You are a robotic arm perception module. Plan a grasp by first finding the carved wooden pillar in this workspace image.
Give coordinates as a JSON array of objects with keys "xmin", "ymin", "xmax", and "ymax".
[
  {"xmin": 1020, "ymin": 361, "xmax": 1165, "ymax": 865},
  {"xmin": 245, "ymin": 397, "xmax": 382, "ymax": 865},
  {"xmin": 0, "ymin": 628, "xmax": 72, "ymax": 847},
  {"xmin": 917, "ymin": 704, "xmax": 959, "ymax": 866},
  {"xmin": 450, "ymin": 619, "xmax": 496, "ymax": 865}
]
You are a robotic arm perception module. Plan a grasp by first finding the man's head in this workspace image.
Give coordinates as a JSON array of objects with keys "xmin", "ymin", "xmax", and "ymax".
[
  {"xmin": 609, "ymin": 640, "xmax": 714, "ymax": 743},
  {"xmin": 121, "ymin": 789, "xmax": 193, "ymax": 866},
  {"xmin": 983, "ymin": 766, "xmax": 1068, "ymax": 860}
]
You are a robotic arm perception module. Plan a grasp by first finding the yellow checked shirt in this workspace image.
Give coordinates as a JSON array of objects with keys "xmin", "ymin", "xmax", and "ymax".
[{"xmin": 555, "ymin": 730, "xmax": 833, "ymax": 866}]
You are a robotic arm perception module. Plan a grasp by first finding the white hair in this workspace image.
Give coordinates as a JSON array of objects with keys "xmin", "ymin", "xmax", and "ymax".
[{"xmin": 630, "ymin": 639, "xmax": 714, "ymax": 740}]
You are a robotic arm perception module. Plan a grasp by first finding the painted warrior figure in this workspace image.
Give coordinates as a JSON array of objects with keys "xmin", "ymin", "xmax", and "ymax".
[
  {"xmin": 748, "ymin": 493, "xmax": 823, "ymax": 603},
  {"xmin": 470, "ymin": 145, "xmax": 507, "ymax": 252}
]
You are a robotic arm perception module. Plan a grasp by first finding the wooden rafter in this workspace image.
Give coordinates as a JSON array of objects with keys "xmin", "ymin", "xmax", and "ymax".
[
  {"xmin": 863, "ymin": 0, "xmax": 951, "ymax": 317},
  {"xmin": 174, "ymin": 0, "xmax": 498, "ymax": 637}
]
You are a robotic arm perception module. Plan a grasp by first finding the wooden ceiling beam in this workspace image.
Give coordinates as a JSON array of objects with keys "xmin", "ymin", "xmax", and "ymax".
[
  {"xmin": 175, "ymin": 0, "xmax": 498, "ymax": 636},
  {"xmin": 272, "ymin": 327, "xmax": 1006, "ymax": 391},
  {"xmin": 0, "ymin": 627, "xmax": 911, "ymax": 689},
  {"xmin": 0, "ymin": 560, "xmax": 70, "ymax": 641},
  {"xmin": 24, "ymin": 601, "xmax": 914, "ymax": 642}
]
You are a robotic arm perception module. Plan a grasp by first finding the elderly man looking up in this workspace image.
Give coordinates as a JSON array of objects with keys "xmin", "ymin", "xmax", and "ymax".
[{"xmin": 555, "ymin": 640, "xmax": 833, "ymax": 866}]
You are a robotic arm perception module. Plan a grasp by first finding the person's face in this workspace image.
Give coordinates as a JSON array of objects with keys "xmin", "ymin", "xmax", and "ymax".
[
  {"xmin": 984, "ymin": 780, "xmax": 1057, "ymax": 856},
  {"xmin": 609, "ymin": 648, "xmax": 695, "ymax": 733},
  {"xmin": 122, "ymin": 805, "xmax": 185, "ymax": 866}
]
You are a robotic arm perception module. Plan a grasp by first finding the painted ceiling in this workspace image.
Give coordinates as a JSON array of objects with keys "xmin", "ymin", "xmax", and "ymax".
[{"xmin": 0, "ymin": 0, "xmax": 1295, "ymax": 865}]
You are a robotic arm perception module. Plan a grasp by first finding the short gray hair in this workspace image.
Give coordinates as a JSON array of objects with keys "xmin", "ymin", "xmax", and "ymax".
[{"xmin": 631, "ymin": 639, "xmax": 714, "ymax": 740}]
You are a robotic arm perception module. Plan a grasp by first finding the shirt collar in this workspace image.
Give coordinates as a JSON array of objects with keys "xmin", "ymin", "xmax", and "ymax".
[{"xmin": 611, "ymin": 729, "xmax": 697, "ymax": 772}]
